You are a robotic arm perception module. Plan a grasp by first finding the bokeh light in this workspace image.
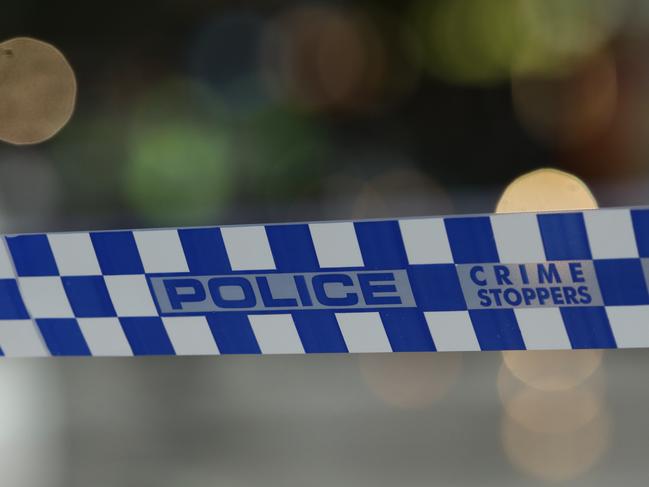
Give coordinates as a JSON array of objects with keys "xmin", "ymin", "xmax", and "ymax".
[
  {"xmin": 512, "ymin": 50, "xmax": 618, "ymax": 147},
  {"xmin": 411, "ymin": 0, "xmax": 626, "ymax": 85},
  {"xmin": 350, "ymin": 167, "xmax": 452, "ymax": 219},
  {"xmin": 412, "ymin": 0, "xmax": 521, "ymax": 85},
  {"xmin": 359, "ymin": 352, "xmax": 462, "ymax": 410},
  {"xmin": 512, "ymin": 0, "xmax": 626, "ymax": 76},
  {"xmin": 497, "ymin": 169, "xmax": 601, "ymax": 391},
  {"xmin": 496, "ymin": 167, "xmax": 598, "ymax": 213},
  {"xmin": 337, "ymin": 164, "xmax": 456, "ymax": 413},
  {"xmin": 124, "ymin": 78, "xmax": 233, "ymax": 224},
  {"xmin": 260, "ymin": 5, "xmax": 387, "ymax": 111},
  {"xmin": 497, "ymin": 362, "xmax": 605, "ymax": 433},
  {"xmin": 0, "ymin": 37, "xmax": 76, "ymax": 145},
  {"xmin": 518, "ymin": 0, "xmax": 626, "ymax": 60},
  {"xmin": 502, "ymin": 408, "xmax": 611, "ymax": 481},
  {"xmin": 502, "ymin": 350, "xmax": 602, "ymax": 390},
  {"xmin": 496, "ymin": 168, "xmax": 609, "ymax": 480}
]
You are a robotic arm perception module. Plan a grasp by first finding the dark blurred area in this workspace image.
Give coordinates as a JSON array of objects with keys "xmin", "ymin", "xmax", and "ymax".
[
  {"xmin": 3, "ymin": 1, "xmax": 649, "ymax": 486},
  {"xmin": 3, "ymin": 0, "xmax": 649, "ymax": 232}
]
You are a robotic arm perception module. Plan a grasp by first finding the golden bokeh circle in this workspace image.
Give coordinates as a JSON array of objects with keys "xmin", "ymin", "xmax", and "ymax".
[
  {"xmin": 502, "ymin": 410, "xmax": 610, "ymax": 481},
  {"xmin": 502, "ymin": 349, "xmax": 602, "ymax": 390},
  {"xmin": 497, "ymin": 362, "xmax": 605, "ymax": 433},
  {"xmin": 359, "ymin": 352, "xmax": 462, "ymax": 409},
  {"xmin": 496, "ymin": 168, "xmax": 597, "ymax": 214},
  {"xmin": 0, "ymin": 37, "xmax": 77, "ymax": 145},
  {"xmin": 497, "ymin": 168, "xmax": 603, "ymax": 389}
]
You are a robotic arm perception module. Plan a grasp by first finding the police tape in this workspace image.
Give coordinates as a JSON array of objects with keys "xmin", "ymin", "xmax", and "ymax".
[{"xmin": 1, "ymin": 206, "xmax": 649, "ymax": 357}]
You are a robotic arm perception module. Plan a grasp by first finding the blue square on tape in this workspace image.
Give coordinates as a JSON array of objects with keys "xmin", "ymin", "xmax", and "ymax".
[
  {"xmin": 444, "ymin": 217, "xmax": 499, "ymax": 264},
  {"xmin": 119, "ymin": 317, "xmax": 175, "ymax": 355},
  {"xmin": 595, "ymin": 259, "xmax": 649, "ymax": 306},
  {"xmin": 538, "ymin": 213, "xmax": 592, "ymax": 260},
  {"xmin": 179, "ymin": 228, "xmax": 230, "ymax": 274},
  {"xmin": 36, "ymin": 319, "xmax": 91, "ymax": 356},
  {"xmin": 560, "ymin": 307, "xmax": 616, "ymax": 349},
  {"xmin": 7, "ymin": 234, "xmax": 58, "ymax": 276},
  {"xmin": 408, "ymin": 264, "xmax": 467, "ymax": 311},
  {"xmin": 62, "ymin": 276, "xmax": 116, "ymax": 317},
  {"xmin": 355, "ymin": 220, "xmax": 409, "ymax": 269},
  {"xmin": 91, "ymin": 231, "xmax": 144, "ymax": 275},
  {"xmin": 631, "ymin": 209, "xmax": 649, "ymax": 257},
  {"xmin": 266, "ymin": 224, "xmax": 319, "ymax": 272},
  {"xmin": 206, "ymin": 313, "xmax": 261, "ymax": 354},
  {"xmin": 380, "ymin": 309, "xmax": 436, "ymax": 352},
  {"xmin": 469, "ymin": 309, "xmax": 525, "ymax": 351},
  {"xmin": 0, "ymin": 279, "xmax": 29, "ymax": 319},
  {"xmin": 292, "ymin": 310, "xmax": 348, "ymax": 353}
]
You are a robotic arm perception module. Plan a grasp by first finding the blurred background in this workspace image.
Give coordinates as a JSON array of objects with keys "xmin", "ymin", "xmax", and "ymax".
[{"xmin": 2, "ymin": 0, "xmax": 649, "ymax": 485}]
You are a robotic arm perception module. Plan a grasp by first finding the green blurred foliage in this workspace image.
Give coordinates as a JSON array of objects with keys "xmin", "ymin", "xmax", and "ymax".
[{"xmin": 124, "ymin": 78, "xmax": 234, "ymax": 224}]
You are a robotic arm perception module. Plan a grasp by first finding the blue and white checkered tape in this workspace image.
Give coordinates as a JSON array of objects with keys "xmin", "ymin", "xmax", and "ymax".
[{"xmin": 1, "ymin": 207, "xmax": 649, "ymax": 357}]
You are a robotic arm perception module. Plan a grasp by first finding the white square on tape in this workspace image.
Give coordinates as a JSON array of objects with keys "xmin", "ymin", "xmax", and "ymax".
[
  {"xmin": 77, "ymin": 318, "xmax": 132, "ymax": 356},
  {"xmin": 0, "ymin": 320, "xmax": 48, "ymax": 357},
  {"xmin": 19, "ymin": 276, "xmax": 74, "ymax": 318},
  {"xmin": 48, "ymin": 233, "xmax": 101, "ymax": 276},
  {"xmin": 221, "ymin": 226, "xmax": 276, "ymax": 271},
  {"xmin": 424, "ymin": 311, "xmax": 480, "ymax": 352},
  {"xmin": 584, "ymin": 209, "xmax": 639, "ymax": 259},
  {"xmin": 491, "ymin": 213, "xmax": 545, "ymax": 263},
  {"xmin": 399, "ymin": 218, "xmax": 453, "ymax": 264},
  {"xmin": 133, "ymin": 230, "xmax": 189, "ymax": 273},
  {"xmin": 162, "ymin": 316, "xmax": 219, "ymax": 355},
  {"xmin": 105, "ymin": 275, "xmax": 158, "ymax": 317},
  {"xmin": 309, "ymin": 222, "xmax": 364, "ymax": 268},
  {"xmin": 248, "ymin": 314, "xmax": 303, "ymax": 354},
  {"xmin": 606, "ymin": 306, "xmax": 649, "ymax": 348},
  {"xmin": 514, "ymin": 307, "xmax": 571, "ymax": 350},
  {"xmin": 335, "ymin": 312, "xmax": 391, "ymax": 353}
]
